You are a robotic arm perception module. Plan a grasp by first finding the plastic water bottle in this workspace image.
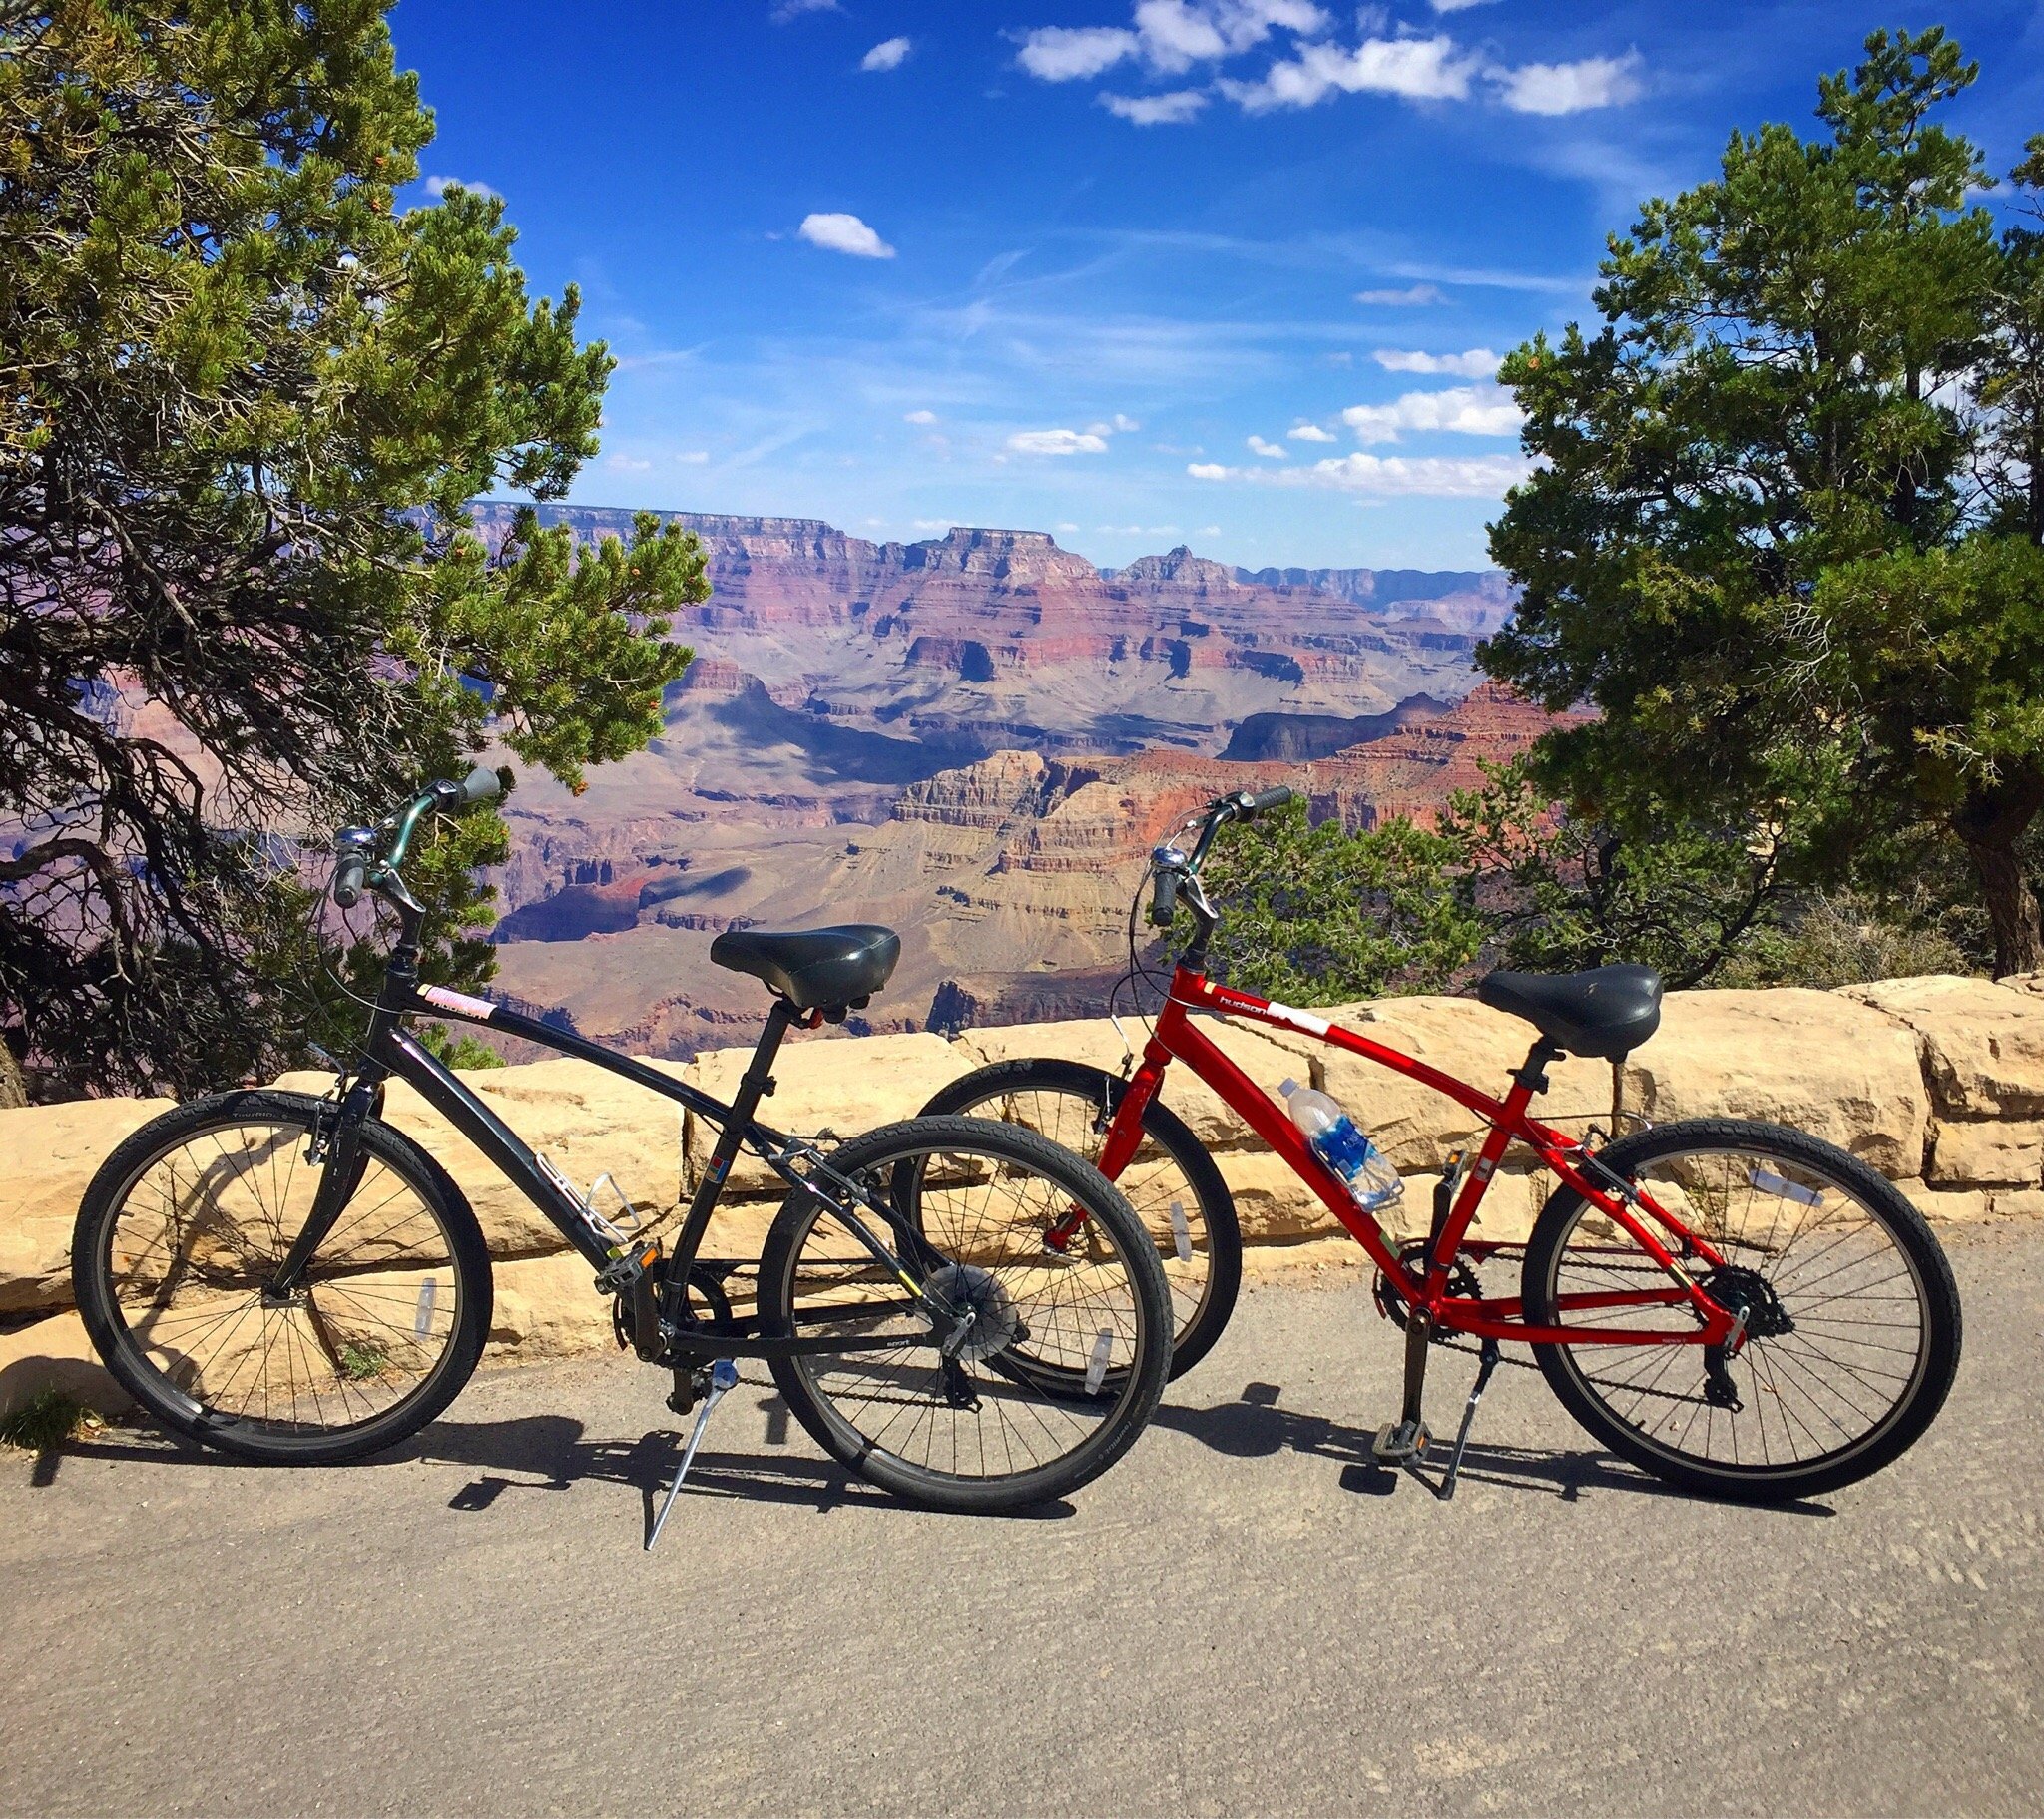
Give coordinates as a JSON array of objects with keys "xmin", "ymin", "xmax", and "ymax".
[{"xmin": 1280, "ymin": 1079, "xmax": 1403, "ymax": 1212}]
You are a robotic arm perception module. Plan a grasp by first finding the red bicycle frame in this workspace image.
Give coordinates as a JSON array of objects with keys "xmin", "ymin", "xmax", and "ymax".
[{"xmin": 1094, "ymin": 965, "xmax": 1739, "ymax": 1349}]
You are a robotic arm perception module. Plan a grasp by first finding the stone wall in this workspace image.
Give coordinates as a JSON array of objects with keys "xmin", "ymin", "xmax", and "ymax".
[{"xmin": 8, "ymin": 974, "xmax": 2044, "ymax": 1414}]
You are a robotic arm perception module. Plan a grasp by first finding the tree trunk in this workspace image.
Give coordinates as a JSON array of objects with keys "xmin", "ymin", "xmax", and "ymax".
[
  {"xmin": 0, "ymin": 1041, "xmax": 25, "ymax": 1110},
  {"xmin": 1954, "ymin": 772, "xmax": 2044, "ymax": 979}
]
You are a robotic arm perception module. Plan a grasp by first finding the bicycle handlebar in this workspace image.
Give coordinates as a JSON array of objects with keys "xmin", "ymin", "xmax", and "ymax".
[
  {"xmin": 332, "ymin": 852, "xmax": 369, "ymax": 909},
  {"xmin": 330, "ymin": 765, "xmax": 512, "ymax": 907},
  {"xmin": 1149, "ymin": 866, "xmax": 1181, "ymax": 927},
  {"xmin": 455, "ymin": 763, "xmax": 503, "ymax": 806},
  {"xmin": 1148, "ymin": 780, "xmax": 1296, "ymax": 926}
]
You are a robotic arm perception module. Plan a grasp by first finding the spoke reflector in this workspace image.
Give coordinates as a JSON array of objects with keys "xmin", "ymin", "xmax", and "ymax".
[
  {"xmin": 1752, "ymin": 1168, "xmax": 1821, "ymax": 1207},
  {"xmin": 1169, "ymin": 1199, "xmax": 1193, "ymax": 1262},
  {"xmin": 414, "ymin": 1279, "xmax": 437, "ymax": 1337},
  {"xmin": 1084, "ymin": 1330, "xmax": 1114, "ymax": 1396}
]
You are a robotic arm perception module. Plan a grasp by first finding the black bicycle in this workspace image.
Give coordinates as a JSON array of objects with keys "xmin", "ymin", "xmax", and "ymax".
[{"xmin": 71, "ymin": 769, "xmax": 1173, "ymax": 1524}]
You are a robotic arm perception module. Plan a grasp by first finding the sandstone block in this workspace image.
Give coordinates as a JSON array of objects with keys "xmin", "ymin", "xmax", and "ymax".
[
  {"xmin": 1303, "ymin": 995, "xmax": 1613, "ymax": 1174},
  {"xmin": 0, "ymin": 1308, "xmax": 131, "ymax": 1415},
  {"xmin": 1619, "ymin": 988, "xmax": 1927, "ymax": 1178},
  {"xmin": 486, "ymin": 1251, "xmax": 621, "ymax": 1358},
  {"xmin": 1212, "ymin": 1148, "xmax": 1345, "ymax": 1243},
  {"xmin": 686, "ymin": 1031, "xmax": 971, "ymax": 1194},
  {"xmin": 0, "ymin": 1097, "xmax": 178, "ymax": 1312},
  {"xmin": 954, "ymin": 1016, "xmax": 1308, "ymax": 1151},
  {"xmin": 1989, "ymin": 1187, "xmax": 2044, "ymax": 1219},
  {"xmin": 1842, "ymin": 976, "xmax": 2044, "ymax": 1118},
  {"xmin": 1896, "ymin": 1178, "xmax": 1992, "ymax": 1224},
  {"xmin": 1927, "ymin": 1119, "xmax": 2044, "ymax": 1187}
]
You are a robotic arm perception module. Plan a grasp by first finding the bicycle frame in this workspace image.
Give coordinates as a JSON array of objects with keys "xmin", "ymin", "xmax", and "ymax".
[
  {"xmin": 284, "ymin": 917, "xmax": 940, "ymax": 1364},
  {"xmin": 1097, "ymin": 965, "xmax": 1740, "ymax": 1349}
]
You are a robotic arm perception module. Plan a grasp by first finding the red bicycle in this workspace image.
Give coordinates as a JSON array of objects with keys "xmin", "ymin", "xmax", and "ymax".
[{"xmin": 922, "ymin": 786, "xmax": 1962, "ymax": 1503}]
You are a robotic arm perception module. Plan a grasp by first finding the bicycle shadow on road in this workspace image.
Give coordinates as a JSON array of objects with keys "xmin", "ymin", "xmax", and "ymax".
[
  {"xmin": 397, "ymin": 1388, "xmax": 1076, "ymax": 1533},
  {"xmin": 1154, "ymin": 1381, "xmax": 1835, "ymax": 1515},
  {"xmin": 25, "ymin": 1389, "xmax": 1076, "ymax": 1537}
]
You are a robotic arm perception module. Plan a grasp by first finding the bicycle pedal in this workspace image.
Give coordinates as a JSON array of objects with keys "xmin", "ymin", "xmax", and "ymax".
[{"xmin": 1372, "ymin": 1418, "xmax": 1432, "ymax": 1465}]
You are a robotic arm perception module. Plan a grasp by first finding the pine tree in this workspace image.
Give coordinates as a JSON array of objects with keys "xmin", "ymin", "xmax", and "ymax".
[{"xmin": 0, "ymin": 2, "xmax": 707, "ymax": 1097}]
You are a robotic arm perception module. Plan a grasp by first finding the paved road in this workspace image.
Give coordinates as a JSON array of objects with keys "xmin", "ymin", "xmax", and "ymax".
[{"xmin": 3, "ymin": 1224, "xmax": 2038, "ymax": 1818}]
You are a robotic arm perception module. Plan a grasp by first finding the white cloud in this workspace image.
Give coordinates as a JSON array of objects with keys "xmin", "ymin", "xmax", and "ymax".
[
  {"xmin": 798, "ymin": 212, "xmax": 895, "ymax": 258},
  {"xmin": 1341, "ymin": 383, "xmax": 1522, "ymax": 443},
  {"xmin": 1019, "ymin": 4, "xmax": 1327, "ymax": 83},
  {"xmin": 1100, "ymin": 88, "xmax": 1210, "ymax": 124},
  {"xmin": 1287, "ymin": 422, "xmax": 1336, "ymax": 442},
  {"xmin": 1058, "ymin": 521, "xmax": 1082, "ymax": 532},
  {"xmin": 1009, "ymin": 428, "xmax": 1111, "ymax": 455},
  {"xmin": 425, "ymin": 175, "xmax": 500, "ymax": 202},
  {"xmin": 1082, "ymin": 413, "xmax": 1142, "ymax": 435},
  {"xmin": 772, "ymin": 0, "xmax": 840, "ymax": 18},
  {"xmin": 1373, "ymin": 346, "xmax": 1499, "ymax": 378},
  {"xmin": 903, "ymin": 408, "xmax": 938, "ymax": 424},
  {"xmin": 1129, "ymin": 0, "xmax": 1329, "ymax": 72},
  {"xmin": 1356, "ymin": 282, "xmax": 1446, "ymax": 306},
  {"xmin": 674, "ymin": 450, "xmax": 711, "ymax": 464},
  {"xmin": 912, "ymin": 518, "xmax": 955, "ymax": 531},
  {"xmin": 1430, "ymin": 0, "xmax": 1499, "ymax": 10},
  {"xmin": 1496, "ymin": 52, "xmax": 1644, "ymax": 116},
  {"xmin": 1247, "ymin": 434, "xmax": 1288, "ymax": 459},
  {"xmin": 1199, "ymin": 525, "xmax": 1223, "ymax": 537},
  {"xmin": 1222, "ymin": 34, "xmax": 1475, "ymax": 111},
  {"xmin": 1016, "ymin": 25, "xmax": 1141, "ymax": 80},
  {"xmin": 605, "ymin": 453, "xmax": 652, "ymax": 473},
  {"xmin": 860, "ymin": 35, "xmax": 912, "ymax": 71},
  {"xmin": 1190, "ymin": 450, "xmax": 1534, "ymax": 496}
]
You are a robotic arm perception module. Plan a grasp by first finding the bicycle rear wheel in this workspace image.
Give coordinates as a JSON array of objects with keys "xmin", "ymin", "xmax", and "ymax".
[
  {"xmin": 72, "ymin": 1090, "xmax": 492, "ymax": 1464},
  {"xmin": 1523, "ymin": 1118, "xmax": 1960, "ymax": 1502},
  {"xmin": 759, "ymin": 1116, "xmax": 1172, "ymax": 1513},
  {"xmin": 917, "ymin": 1059, "xmax": 1242, "ymax": 1376}
]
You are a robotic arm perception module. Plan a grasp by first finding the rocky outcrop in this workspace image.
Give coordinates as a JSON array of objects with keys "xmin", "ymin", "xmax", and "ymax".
[
  {"xmin": 10, "ymin": 974, "xmax": 2036, "ymax": 1407},
  {"xmin": 1219, "ymin": 694, "xmax": 1455, "ymax": 763}
]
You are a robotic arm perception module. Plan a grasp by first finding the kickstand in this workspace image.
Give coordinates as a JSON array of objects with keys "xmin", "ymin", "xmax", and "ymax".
[
  {"xmin": 647, "ymin": 1359, "xmax": 739, "ymax": 1551},
  {"xmin": 1435, "ymin": 1338, "xmax": 1501, "ymax": 1502}
]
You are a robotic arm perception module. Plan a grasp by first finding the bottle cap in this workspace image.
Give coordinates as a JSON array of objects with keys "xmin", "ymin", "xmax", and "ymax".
[{"xmin": 1279, "ymin": 1078, "xmax": 1298, "ymax": 1096}]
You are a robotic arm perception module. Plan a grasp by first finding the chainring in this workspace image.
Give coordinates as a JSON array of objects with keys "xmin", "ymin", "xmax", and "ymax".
[{"xmin": 1373, "ymin": 1241, "xmax": 1482, "ymax": 1337}]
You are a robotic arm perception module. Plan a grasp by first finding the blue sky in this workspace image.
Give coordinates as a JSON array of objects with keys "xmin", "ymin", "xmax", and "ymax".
[{"xmin": 389, "ymin": 1, "xmax": 2044, "ymax": 573}]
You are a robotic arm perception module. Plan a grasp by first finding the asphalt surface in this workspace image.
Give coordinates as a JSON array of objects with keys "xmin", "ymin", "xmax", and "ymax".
[{"xmin": 2, "ymin": 1223, "xmax": 2038, "ymax": 1819}]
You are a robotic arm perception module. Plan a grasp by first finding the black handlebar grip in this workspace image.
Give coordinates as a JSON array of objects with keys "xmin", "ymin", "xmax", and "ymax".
[
  {"xmin": 332, "ymin": 854, "xmax": 368, "ymax": 909},
  {"xmin": 1248, "ymin": 785, "xmax": 1295, "ymax": 814},
  {"xmin": 1149, "ymin": 868, "xmax": 1182, "ymax": 927},
  {"xmin": 458, "ymin": 764, "xmax": 505, "ymax": 805}
]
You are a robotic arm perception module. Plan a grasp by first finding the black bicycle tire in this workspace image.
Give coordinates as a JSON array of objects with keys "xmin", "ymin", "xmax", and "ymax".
[
  {"xmin": 917, "ymin": 1059, "xmax": 1242, "ymax": 1377},
  {"xmin": 1523, "ymin": 1116, "xmax": 1962, "ymax": 1503},
  {"xmin": 72, "ymin": 1089, "xmax": 493, "ymax": 1465},
  {"xmin": 759, "ymin": 1115, "xmax": 1172, "ymax": 1513}
]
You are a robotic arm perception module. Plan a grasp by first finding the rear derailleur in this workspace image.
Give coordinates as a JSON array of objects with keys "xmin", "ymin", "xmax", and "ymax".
[{"xmin": 1699, "ymin": 1264, "xmax": 1794, "ymax": 1412}]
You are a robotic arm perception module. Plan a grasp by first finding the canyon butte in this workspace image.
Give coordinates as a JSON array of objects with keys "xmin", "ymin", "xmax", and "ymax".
[{"xmin": 468, "ymin": 505, "xmax": 1545, "ymax": 1057}]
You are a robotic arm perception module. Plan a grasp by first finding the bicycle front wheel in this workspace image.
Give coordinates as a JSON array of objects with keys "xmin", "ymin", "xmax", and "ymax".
[
  {"xmin": 72, "ymin": 1090, "xmax": 492, "ymax": 1464},
  {"xmin": 1523, "ymin": 1118, "xmax": 1961, "ymax": 1503},
  {"xmin": 917, "ymin": 1059, "xmax": 1242, "ymax": 1376},
  {"xmin": 760, "ymin": 1116, "xmax": 1172, "ymax": 1513}
]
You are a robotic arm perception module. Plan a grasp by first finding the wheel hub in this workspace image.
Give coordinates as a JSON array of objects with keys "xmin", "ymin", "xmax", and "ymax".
[
  {"xmin": 924, "ymin": 1263, "xmax": 1021, "ymax": 1363},
  {"xmin": 1702, "ymin": 1264, "xmax": 1795, "ymax": 1340}
]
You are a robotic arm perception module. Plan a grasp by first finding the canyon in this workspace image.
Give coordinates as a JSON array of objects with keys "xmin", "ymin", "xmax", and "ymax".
[{"xmin": 468, "ymin": 506, "xmax": 1546, "ymax": 1058}]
